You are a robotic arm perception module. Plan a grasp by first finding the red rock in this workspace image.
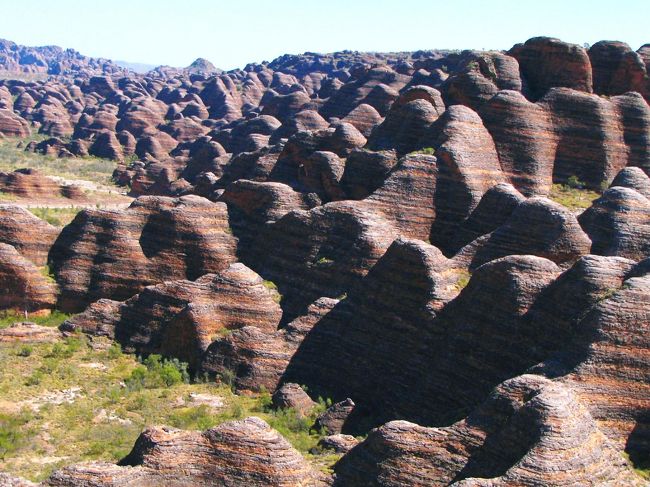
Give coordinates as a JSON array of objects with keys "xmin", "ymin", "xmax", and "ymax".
[
  {"xmin": 47, "ymin": 418, "xmax": 321, "ymax": 486},
  {"xmin": 272, "ymin": 383, "xmax": 316, "ymax": 415},
  {"xmin": 427, "ymin": 105, "xmax": 505, "ymax": 251},
  {"xmin": 0, "ymin": 169, "xmax": 61, "ymax": 199},
  {"xmin": 64, "ymin": 263, "xmax": 281, "ymax": 369},
  {"xmin": 316, "ymin": 434, "xmax": 358, "ymax": 454},
  {"xmin": 89, "ymin": 130, "xmax": 124, "ymax": 161},
  {"xmin": 159, "ymin": 117, "xmax": 208, "ymax": 142},
  {"xmin": 341, "ymin": 103, "xmax": 382, "ymax": 137},
  {"xmin": 202, "ymin": 297, "xmax": 338, "ymax": 393},
  {"xmin": 49, "ymin": 195, "xmax": 238, "ymax": 311},
  {"xmin": 0, "ymin": 322, "xmax": 62, "ymax": 343},
  {"xmin": 579, "ymin": 186, "xmax": 650, "ymax": 260},
  {"xmin": 462, "ymin": 196, "xmax": 592, "ymax": 270},
  {"xmin": 368, "ymin": 96, "xmax": 443, "ymax": 155},
  {"xmin": 0, "ymin": 109, "xmax": 30, "ymax": 137},
  {"xmin": 511, "ymin": 36, "xmax": 593, "ymax": 99},
  {"xmin": 541, "ymin": 88, "xmax": 628, "ymax": 188},
  {"xmin": 479, "ymin": 90, "xmax": 556, "ymax": 195},
  {"xmin": 334, "ymin": 375, "xmax": 640, "ymax": 486},
  {"xmin": 0, "ymin": 205, "xmax": 59, "ymax": 265},
  {"xmin": 0, "ymin": 243, "xmax": 56, "ymax": 312},
  {"xmin": 313, "ymin": 398, "xmax": 355, "ymax": 435},
  {"xmin": 589, "ymin": 40, "xmax": 648, "ymax": 97},
  {"xmin": 443, "ymin": 52, "xmax": 521, "ymax": 110},
  {"xmin": 339, "ymin": 149, "xmax": 398, "ymax": 200}
]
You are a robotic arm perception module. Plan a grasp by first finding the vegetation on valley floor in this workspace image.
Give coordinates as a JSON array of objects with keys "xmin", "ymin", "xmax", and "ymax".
[
  {"xmin": 27, "ymin": 206, "xmax": 83, "ymax": 226},
  {"xmin": 0, "ymin": 312, "xmax": 337, "ymax": 481},
  {"xmin": 548, "ymin": 175, "xmax": 602, "ymax": 211},
  {"xmin": 0, "ymin": 135, "xmax": 119, "ymax": 186}
]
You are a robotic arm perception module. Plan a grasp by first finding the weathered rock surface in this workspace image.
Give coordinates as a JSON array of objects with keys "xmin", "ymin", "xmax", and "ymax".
[
  {"xmin": 0, "ymin": 322, "xmax": 62, "ymax": 343},
  {"xmin": 0, "ymin": 169, "xmax": 61, "ymax": 199},
  {"xmin": 334, "ymin": 375, "xmax": 641, "ymax": 486},
  {"xmin": 49, "ymin": 195, "xmax": 238, "ymax": 311},
  {"xmin": 479, "ymin": 90, "xmax": 556, "ymax": 195},
  {"xmin": 0, "ymin": 205, "xmax": 59, "ymax": 265},
  {"xmin": 0, "ymin": 109, "xmax": 30, "ymax": 137},
  {"xmin": 313, "ymin": 398, "xmax": 356, "ymax": 435},
  {"xmin": 539, "ymin": 269, "xmax": 650, "ymax": 458},
  {"xmin": 589, "ymin": 40, "xmax": 648, "ymax": 98},
  {"xmin": 202, "ymin": 297, "xmax": 338, "ymax": 393},
  {"xmin": 0, "ymin": 243, "xmax": 57, "ymax": 312},
  {"xmin": 62, "ymin": 263, "xmax": 280, "ymax": 368},
  {"xmin": 426, "ymin": 105, "xmax": 504, "ymax": 251},
  {"xmin": 253, "ymin": 153, "xmax": 437, "ymax": 318},
  {"xmin": 47, "ymin": 417, "xmax": 320, "ymax": 486},
  {"xmin": 461, "ymin": 197, "xmax": 592, "ymax": 269},
  {"xmin": 511, "ymin": 37, "xmax": 593, "ymax": 99},
  {"xmin": 272, "ymin": 383, "xmax": 316, "ymax": 416},
  {"xmin": 580, "ymin": 186, "xmax": 650, "ymax": 261},
  {"xmin": 317, "ymin": 434, "xmax": 359, "ymax": 454}
]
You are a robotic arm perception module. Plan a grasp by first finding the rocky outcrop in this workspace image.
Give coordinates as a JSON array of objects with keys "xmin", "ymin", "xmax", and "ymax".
[
  {"xmin": 547, "ymin": 270, "xmax": 650, "ymax": 459},
  {"xmin": 334, "ymin": 375, "xmax": 641, "ymax": 486},
  {"xmin": 461, "ymin": 197, "xmax": 592, "ymax": 270},
  {"xmin": 339, "ymin": 149, "xmax": 398, "ymax": 199},
  {"xmin": 283, "ymin": 239, "xmax": 470, "ymax": 427},
  {"xmin": 449, "ymin": 183, "xmax": 525, "ymax": 253},
  {"xmin": 0, "ymin": 109, "xmax": 30, "ymax": 137},
  {"xmin": 219, "ymin": 179, "xmax": 313, "ymax": 260},
  {"xmin": 202, "ymin": 297, "xmax": 337, "ymax": 393},
  {"xmin": 541, "ymin": 88, "xmax": 629, "ymax": 188},
  {"xmin": 0, "ymin": 205, "xmax": 59, "ymax": 265},
  {"xmin": 272, "ymin": 383, "xmax": 316, "ymax": 415},
  {"xmin": 579, "ymin": 186, "xmax": 650, "ymax": 261},
  {"xmin": 511, "ymin": 37, "xmax": 593, "ymax": 99},
  {"xmin": 62, "ymin": 263, "xmax": 281, "ymax": 368},
  {"xmin": 313, "ymin": 398, "xmax": 356, "ymax": 435},
  {"xmin": 426, "ymin": 105, "xmax": 504, "ymax": 251},
  {"xmin": 443, "ymin": 52, "xmax": 521, "ymax": 110},
  {"xmin": 479, "ymin": 90, "xmax": 556, "ymax": 195},
  {"xmin": 317, "ymin": 434, "xmax": 358, "ymax": 454},
  {"xmin": 589, "ymin": 40, "xmax": 648, "ymax": 98},
  {"xmin": 611, "ymin": 166, "xmax": 650, "ymax": 199},
  {"xmin": 367, "ymin": 87, "xmax": 445, "ymax": 155},
  {"xmin": 253, "ymin": 153, "xmax": 437, "ymax": 318},
  {"xmin": 0, "ymin": 322, "xmax": 62, "ymax": 343},
  {"xmin": 0, "ymin": 243, "xmax": 57, "ymax": 312},
  {"xmin": 49, "ymin": 196, "xmax": 238, "ymax": 311},
  {"xmin": 47, "ymin": 418, "xmax": 320, "ymax": 486},
  {"xmin": 0, "ymin": 169, "xmax": 60, "ymax": 199}
]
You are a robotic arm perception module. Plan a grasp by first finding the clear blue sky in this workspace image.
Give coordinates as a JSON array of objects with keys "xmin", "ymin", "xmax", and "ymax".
[{"xmin": 1, "ymin": 0, "xmax": 648, "ymax": 70}]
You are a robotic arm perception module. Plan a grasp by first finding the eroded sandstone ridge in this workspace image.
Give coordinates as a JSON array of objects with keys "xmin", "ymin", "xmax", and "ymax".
[
  {"xmin": 2, "ymin": 35, "xmax": 650, "ymax": 485},
  {"xmin": 46, "ymin": 417, "xmax": 322, "ymax": 486}
]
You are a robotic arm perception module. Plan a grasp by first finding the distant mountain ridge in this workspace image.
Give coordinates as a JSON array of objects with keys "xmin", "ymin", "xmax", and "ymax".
[{"xmin": 0, "ymin": 38, "xmax": 128, "ymax": 77}]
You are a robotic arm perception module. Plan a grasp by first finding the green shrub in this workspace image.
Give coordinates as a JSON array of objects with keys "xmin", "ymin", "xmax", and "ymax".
[
  {"xmin": 106, "ymin": 342, "xmax": 123, "ymax": 360},
  {"xmin": 29, "ymin": 207, "xmax": 82, "ymax": 227},
  {"xmin": 549, "ymin": 183, "xmax": 600, "ymax": 211},
  {"xmin": 25, "ymin": 371, "xmax": 44, "ymax": 386},
  {"xmin": 17, "ymin": 345, "xmax": 33, "ymax": 357},
  {"xmin": 0, "ymin": 410, "xmax": 33, "ymax": 460},
  {"xmin": 453, "ymin": 270, "xmax": 472, "ymax": 292},
  {"xmin": 262, "ymin": 280, "xmax": 282, "ymax": 304},
  {"xmin": 46, "ymin": 336, "xmax": 84, "ymax": 359},
  {"xmin": 565, "ymin": 175, "xmax": 585, "ymax": 189},
  {"xmin": 169, "ymin": 405, "xmax": 217, "ymax": 430},
  {"xmin": 216, "ymin": 368, "xmax": 236, "ymax": 392},
  {"xmin": 125, "ymin": 354, "xmax": 190, "ymax": 390}
]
